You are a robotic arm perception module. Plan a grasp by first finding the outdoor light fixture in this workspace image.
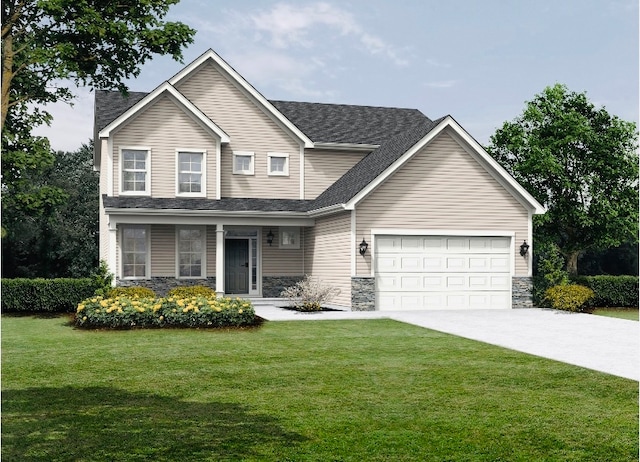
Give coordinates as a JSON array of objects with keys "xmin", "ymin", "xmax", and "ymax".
[
  {"xmin": 267, "ymin": 229, "xmax": 274, "ymax": 247},
  {"xmin": 359, "ymin": 238, "xmax": 369, "ymax": 256},
  {"xmin": 519, "ymin": 240, "xmax": 530, "ymax": 256}
]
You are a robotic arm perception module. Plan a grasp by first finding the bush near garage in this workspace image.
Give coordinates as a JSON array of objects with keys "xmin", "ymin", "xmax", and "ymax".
[
  {"xmin": 75, "ymin": 294, "xmax": 256, "ymax": 329},
  {"xmin": 544, "ymin": 284, "xmax": 595, "ymax": 312},
  {"xmin": 572, "ymin": 275, "xmax": 639, "ymax": 308}
]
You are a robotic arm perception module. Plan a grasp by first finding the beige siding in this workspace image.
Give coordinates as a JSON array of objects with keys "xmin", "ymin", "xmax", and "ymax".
[
  {"xmin": 262, "ymin": 227, "xmax": 304, "ymax": 276},
  {"xmin": 356, "ymin": 130, "xmax": 529, "ymax": 276},
  {"xmin": 304, "ymin": 211, "xmax": 352, "ymax": 307},
  {"xmin": 112, "ymin": 95, "xmax": 218, "ymax": 198},
  {"xmin": 151, "ymin": 224, "xmax": 175, "ymax": 277},
  {"xmin": 176, "ymin": 61, "xmax": 301, "ymax": 198},
  {"xmin": 206, "ymin": 226, "xmax": 217, "ymax": 277},
  {"xmin": 304, "ymin": 149, "xmax": 367, "ymax": 199}
]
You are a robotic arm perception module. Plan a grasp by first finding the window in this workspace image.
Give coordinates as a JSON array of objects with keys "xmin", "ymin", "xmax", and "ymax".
[
  {"xmin": 177, "ymin": 150, "xmax": 205, "ymax": 196},
  {"xmin": 121, "ymin": 226, "xmax": 148, "ymax": 279},
  {"xmin": 177, "ymin": 227, "xmax": 205, "ymax": 278},
  {"xmin": 279, "ymin": 227, "xmax": 300, "ymax": 249},
  {"xmin": 121, "ymin": 148, "xmax": 150, "ymax": 194},
  {"xmin": 268, "ymin": 153, "xmax": 289, "ymax": 176},
  {"xmin": 233, "ymin": 151, "xmax": 254, "ymax": 175}
]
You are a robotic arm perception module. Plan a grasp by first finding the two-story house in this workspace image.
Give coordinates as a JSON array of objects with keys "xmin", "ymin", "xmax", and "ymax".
[{"xmin": 94, "ymin": 49, "xmax": 544, "ymax": 311}]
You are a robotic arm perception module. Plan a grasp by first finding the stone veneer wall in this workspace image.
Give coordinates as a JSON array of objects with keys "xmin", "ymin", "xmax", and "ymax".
[
  {"xmin": 351, "ymin": 277, "xmax": 375, "ymax": 311},
  {"xmin": 116, "ymin": 277, "xmax": 216, "ymax": 297},
  {"xmin": 262, "ymin": 276, "xmax": 304, "ymax": 298},
  {"xmin": 512, "ymin": 276, "xmax": 534, "ymax": 308}
]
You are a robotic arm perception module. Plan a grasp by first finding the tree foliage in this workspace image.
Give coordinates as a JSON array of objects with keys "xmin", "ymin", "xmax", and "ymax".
[
  {"xmin": 2, "ymin": 143, "xmax": 99, "ymax": 278},
  {"xmin": 1, "ymin": 0, "xmax": 195, "ymax": 233},
  {"xmin": 486, "ymin": 84, "xmax": 638, "ymax": 275}
]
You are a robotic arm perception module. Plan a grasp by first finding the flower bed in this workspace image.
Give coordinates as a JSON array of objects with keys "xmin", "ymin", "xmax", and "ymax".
[{"xmin": 75, "ymin": 295, "xmax": 256, "ymax": 329}]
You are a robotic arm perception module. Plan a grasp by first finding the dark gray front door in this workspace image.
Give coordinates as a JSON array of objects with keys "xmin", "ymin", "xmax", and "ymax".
[{"xmin": 225, "ymin": 239, "xmax": 249, "ymax": 294}]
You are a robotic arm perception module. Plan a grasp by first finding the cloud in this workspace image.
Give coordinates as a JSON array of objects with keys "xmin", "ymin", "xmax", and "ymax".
[{"xmin": 424, "ymin": 80, "xmax": 459, "ymax": 89}]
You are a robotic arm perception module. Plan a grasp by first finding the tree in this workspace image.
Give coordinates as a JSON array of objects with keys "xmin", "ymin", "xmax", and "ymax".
[
  {"xmin": 1, "ymin": 0, "xmax": 195, "ymax": 230},
  {"xmin": 486, "ymin": 84, "xmax": 638, "ymax": 276},
  {"xmin": 2, "ymin": 143, "xmax": 100, "ymax": 278}
]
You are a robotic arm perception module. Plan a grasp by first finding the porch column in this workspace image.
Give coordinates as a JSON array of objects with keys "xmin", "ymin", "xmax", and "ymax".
[
  {"xmin": 108, "ymin": 221, "xmax": 118, "ymax": 284},
  {"xmin": 216, "ymin": 224, "xmax": 225, "ymax": 297}
]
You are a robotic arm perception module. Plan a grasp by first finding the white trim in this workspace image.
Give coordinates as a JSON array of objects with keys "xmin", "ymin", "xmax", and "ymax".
[
  {"xmin": 120, "ymin": 224, "xmax": 151, "ymax": 280},
  {"xmin": 370, "ymin": 229, "xmax": 516, "ymax": 237},
  {"xmin": 527, "ymin": 210, "xmax": 533, "ymax": 276},
  {"xmin": 344, "ymin": 117, "xmax": 545, "ymax": 215},
  {"xmin": 307, "ymin": 204, "xmax": 346, "ymax": 218},
  {"xmin": 108, "ymin": 221, "xmax": 117, "ymax": 280},
  {"xmin": 215, "ymin": 140, "xmax": 221, "ymax": 200},
  {"xmin": 299, "ymin": 144, "xmax": 305, "ymax": 199},
  {"xmin": 168, "ymin": 49, "xmax": 313, "ymax": 148},
  {"xmin": 175, "ymin": 149, "xmax": 207, "ymax": 198},
  {"xmin": 98, "ymin": 82, "xmax": 230, "ymax": 143},
  {"xmin": 119, "ymin": 146, "xmax": 151, "ymax": 196},
  {"xmin": 175, "ymin": 225, "xmax": 207, "ymax": 279},
  {"xmin": 350, "ymin": 210, "xmax": 357, "ymax": 277},
  {"xmin": 267, "ymin": 152, "xmax": 289, "ymax": 176},
  {"xmin": 216, "ymin": 224, "xmax": 225, "ymax": 297},
  {"xmin": 232, "ymin": 151, "xmax": 254, "ymax": 175}
]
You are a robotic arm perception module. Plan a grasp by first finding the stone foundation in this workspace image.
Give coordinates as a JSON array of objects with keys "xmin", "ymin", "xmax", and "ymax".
[
  {"xmin": 512, "ymin": 276, "xmax": 534, "ymax": 308},
  {"xmin": 116, "ymin": 277, "xmax": 216, "ymax": 297},
  {"xmin": 262, "ymin": 276, "xmax": 304, "ymax": 298},
  {"xmin": 351, "ymin": 277, "xmax": 376, "ymax": 311}
]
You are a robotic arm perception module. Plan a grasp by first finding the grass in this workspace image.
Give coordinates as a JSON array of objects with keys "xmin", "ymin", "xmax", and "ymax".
[
  {"xmin": 591, "ymin": 307, "xmax": 639, "ymax": 321},
  {"xmin": 2, "ymin": 314, "xmax": 638, "ymax": 462}
]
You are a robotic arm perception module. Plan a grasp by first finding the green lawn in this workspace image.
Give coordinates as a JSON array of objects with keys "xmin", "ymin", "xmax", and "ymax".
[
  {"xmin": 2, "ymin": 315, "xmax": 638, "ymax": 462},
  {"xmin": 591, "ymin": 308, "xmax": 639, "ymax": 321}
]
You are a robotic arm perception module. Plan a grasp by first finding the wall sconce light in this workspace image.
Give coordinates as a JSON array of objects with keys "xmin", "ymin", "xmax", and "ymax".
[
  {"xmin": 267, "ymin": 229, "xmax": 274, "ymax": 247},
  {"xmin": 519, "ymin": 240, "xmax": 530, "ymax": 256},
  {"xmin": 359, "ymin": 238, "xmax": 369, "ymax": 256}
]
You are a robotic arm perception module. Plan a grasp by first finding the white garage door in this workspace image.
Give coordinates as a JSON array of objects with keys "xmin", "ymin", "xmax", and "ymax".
[{"xmin": 375, "ymin": 235, "xmax": 512, "ymax": 310}]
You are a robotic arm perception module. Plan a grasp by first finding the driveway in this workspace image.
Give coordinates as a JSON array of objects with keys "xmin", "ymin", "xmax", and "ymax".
[{"xmin": 254, "ymin": 306, "xmax": 639, "ymax": 381}]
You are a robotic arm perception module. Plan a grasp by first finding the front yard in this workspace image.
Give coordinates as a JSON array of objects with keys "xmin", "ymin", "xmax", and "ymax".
[{"xmin": 2, "ymin": 315, "xmax": 638, "ymax": 461}]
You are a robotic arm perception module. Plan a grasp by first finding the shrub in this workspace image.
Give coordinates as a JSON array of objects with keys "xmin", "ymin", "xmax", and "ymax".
[
  {"xmin": 91, "ymin": 260, "xmax": 114, "ymax": 296},
  {"xmin": 107, "ymin": 286, "xmax": 156, "ymax": 299},
  {"xmin": 573, "ymin": 275, "xmax": 639, "ymax": 308},
  {"xmin": 544, "ymin": 284, "xmax": 595, "ymax": 312},
  {"xmin": 75, "ymin": 295, "xmax": 255, "ymax": 329},
  {"xmin": 1, "ymin": 278, "xmax": 102, "ymax": 313},
  {"xmin": 167, "ymin": 285, "xmax": 216, "ymax": 298},
  {"xmin": 280, "ymin": 276, "xmax": 341, "ymax": 312},
  {"xmin": 534, "ymin": 243, "xmax": 570, "ymax": 307}
]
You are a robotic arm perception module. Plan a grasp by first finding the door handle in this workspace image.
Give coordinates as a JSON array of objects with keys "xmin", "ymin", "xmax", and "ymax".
[{"xmin": 243, "ymin": 262, "xmax": 249, "ymax": 268}]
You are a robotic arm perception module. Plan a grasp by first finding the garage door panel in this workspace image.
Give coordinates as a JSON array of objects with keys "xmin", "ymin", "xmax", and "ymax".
[{"xmin": 376, "ymin": 235, "xmax": 512, "ymax": 310}]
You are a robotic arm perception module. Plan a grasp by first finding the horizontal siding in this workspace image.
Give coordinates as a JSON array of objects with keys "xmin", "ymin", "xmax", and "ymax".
[
  {"xmin": 304, "ymin": 150, "xmax": 366, "ymax": 199},
  {"xmin": 151, "ymin": 224, "xmax": 175, "ymax": 277},
  {"xmin": 176, "ymin": 61, "xmax": 301, "ymax": 199},
  {"xmin": 262, "ymin": 227, "xmax": 304, "ymax": 276},
  {"xmin": 356, "ymin": 131, "xmax": 529, "ymax": 276},
  {"xmin": 112, "ymin": 95, "xmax": 218, "ymax": 198},
  {"xmin": 304, "ymin": 211, "xmax": 352, "ymax": 307},
  {"xmin": 206, "ymin": 226, "xmax": 217, "ymax": 277}
]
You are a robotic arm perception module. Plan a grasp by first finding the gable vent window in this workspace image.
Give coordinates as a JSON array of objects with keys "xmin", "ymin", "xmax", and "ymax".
[
  {"xmin": 121, "ymin": 148, "xmax": 150, "ymax": 194},
  {"xmin": 233, "ymin": 151, "xmax": 254, "ymax": 175},
  {"xmin": 177, "ymin": 150, "xmax": 205, "ymax": 197},
  {"xmin": 268, "ymin": 153, "xmax": 289, "ymax": 176}
]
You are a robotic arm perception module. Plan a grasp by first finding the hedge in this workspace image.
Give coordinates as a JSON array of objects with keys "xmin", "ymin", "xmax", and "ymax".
[
  {"xmin": 573, "ymin": 275, "xmax": 639, "ymax": 308},
  {"xmin": 1, "ymin": 278, "xmax": 102, "ymax": 313}
]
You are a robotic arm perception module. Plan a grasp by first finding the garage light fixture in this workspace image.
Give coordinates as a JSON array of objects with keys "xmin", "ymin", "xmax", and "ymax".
[
  {"xmin": 359, "ymin": 238, "xmax": 369, "ymax": 256},
  {"xmin": 519, "ymin": 240, "xmax": 530, "ymax": 256},
  {"xmin": 267, "ymin": 229, "xmax": 274, "ymax": 247}
]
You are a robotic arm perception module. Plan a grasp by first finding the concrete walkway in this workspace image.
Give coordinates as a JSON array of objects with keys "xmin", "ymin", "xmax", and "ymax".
[{"xmin": 254, "ymin": 305, "xmax": 639, "ymax": 381}]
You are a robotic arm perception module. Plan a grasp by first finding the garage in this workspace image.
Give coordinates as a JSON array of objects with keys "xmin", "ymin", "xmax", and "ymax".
[{"xmin": 375, "ymin": 235, "xmax": 512, "ymax": 310}]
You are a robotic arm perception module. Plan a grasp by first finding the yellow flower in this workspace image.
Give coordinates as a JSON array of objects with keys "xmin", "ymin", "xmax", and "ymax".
[
  {"xmin": 100, "ymin": 300, "xmax": 108, "ymax": 307},
  {"xmin": 238, "ymin": 309, "xmax": 243, "ymax": 314},
  {"xmin": 77, "ymin": 304, "xmax": 85, "ymax": 312},
  {"xmin": 172, "ymin": 309, "xmax": 177, "ymax": 313},
  {"xmin": 159, "ymin": 315, "xmax": 164, "ymax": 321},
  {"xmin": 82, "ymin": 316, "xmax": 87, "ymax": 321},
  {"xmin": 177, "ymin": 300, "xmax": 185, "ymax": 307},
  {"xmin": 182, "ymin": 307, "xmax": 189, "ymax": 313},
  {"xmin": 215, "ymin": 306, "xmax": 221, "ymax": 312}
]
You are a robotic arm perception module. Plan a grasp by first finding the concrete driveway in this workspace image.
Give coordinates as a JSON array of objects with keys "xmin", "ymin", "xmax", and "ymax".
[{"xmin": 254, "ymin": 305, "xmax": 639, "ymax": 381}]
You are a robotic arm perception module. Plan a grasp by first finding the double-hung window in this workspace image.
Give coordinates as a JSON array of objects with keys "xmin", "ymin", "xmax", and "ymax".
[
  {"xmin": 121, "ymin": 226, "xmax": 149, "ymax": 279},
  {"xmin": 177, "ymin": 150, "xmax": 205, "ymax": 196},
  {"xmin": 121, "ymin": 148, "xmax": 150, "ymax": 194},
  {"xmin": 233, "ymin": 151, "xmax": 254, "ymax": 175},
  {"xmin": 268, "ymin": 153, "xmax": 289, "ymax": 176},
  {"xmin": 177, "ymin": 227, "xmax": 205, "ymax": 278}
]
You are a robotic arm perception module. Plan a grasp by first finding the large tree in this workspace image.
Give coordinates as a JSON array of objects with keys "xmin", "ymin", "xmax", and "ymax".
[
  {"xmin": 486, "ymin": 84, "xmax": 638, "ymax": 275},
  {"xmin": 1, "ymin": 0, "xmax": 195, "ymax": 227}
]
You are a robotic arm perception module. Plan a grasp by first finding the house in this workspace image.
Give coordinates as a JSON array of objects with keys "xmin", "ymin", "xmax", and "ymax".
[{"xmin": 94, "ymin": 49, "xmax": 545, "ymax": 311}]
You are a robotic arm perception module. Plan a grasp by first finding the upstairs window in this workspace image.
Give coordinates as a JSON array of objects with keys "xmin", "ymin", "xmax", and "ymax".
[
  {"xmin": 268, "ymin": 153, "xmax": 289, "ymax": 176},
  {"xmin": 233, "ymin": 151, "xmax": 254, "ymax": 175},
  {"xmin": 121, "ymin": 148, "xmax": 150, "ymax": 195},
  {"xmin": 177, "ymin": 151, "xmax": 205, "ymax": 196}
]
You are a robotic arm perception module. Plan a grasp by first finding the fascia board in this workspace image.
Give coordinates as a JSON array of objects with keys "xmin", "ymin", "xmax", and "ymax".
[
  {"xmin": 98, "ymin": 83, "xmax": 230, "ymax": 143},
  {"xmin": 169, "ymin": 49, "xmax": 314, "ymax": 148},
  {"xmin": 104, "ymin": 209, "xmax": 315, "ymax": 226},
  {"xmin": 306, "ymin": 204, "xmax": 346, "ymax": 217}
]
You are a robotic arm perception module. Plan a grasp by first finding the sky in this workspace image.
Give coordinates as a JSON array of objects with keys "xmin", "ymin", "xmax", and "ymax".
[{"xmin": 34, "ymin": 0, "xmax": 639, "ymax": 152}]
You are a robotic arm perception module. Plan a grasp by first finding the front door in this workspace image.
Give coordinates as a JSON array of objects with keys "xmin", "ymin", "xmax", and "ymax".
[{"xmin": 225, "ymin": 239, "xmax": 249, "ymax": 294}]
